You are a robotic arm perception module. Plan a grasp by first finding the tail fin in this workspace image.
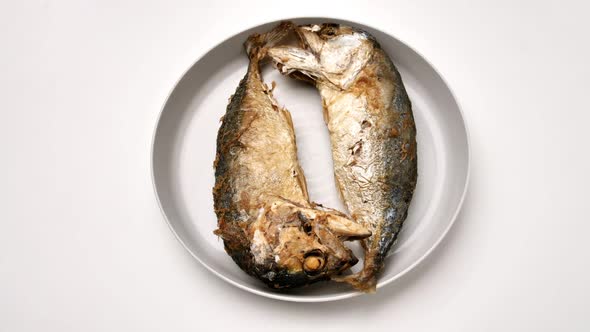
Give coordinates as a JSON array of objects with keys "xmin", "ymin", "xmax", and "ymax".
[
  {"xmin": 244, "ymin": 21, "xmax": 294, "ymax": 61},
  {"xmin": 332, "ymin": 251, "xmax": 381, "ymax": 293},
  {"xmin": 333, "ymin": 270, "xmax": 378, "ymax": 293}
]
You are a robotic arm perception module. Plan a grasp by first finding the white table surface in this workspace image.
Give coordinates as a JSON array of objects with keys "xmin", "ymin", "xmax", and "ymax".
[{"xmin": 2, "ymin": 1, "xmax": 589, "ymax": 331}]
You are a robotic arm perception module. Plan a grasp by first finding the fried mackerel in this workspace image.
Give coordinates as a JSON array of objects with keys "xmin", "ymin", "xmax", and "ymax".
[
  {"xmin": 213, "ymin": 22, "xmax": 370, "ymax": 289},
  {"xmin": 268, "ymin": 23, "xmax": 418, "ymax": 292}
]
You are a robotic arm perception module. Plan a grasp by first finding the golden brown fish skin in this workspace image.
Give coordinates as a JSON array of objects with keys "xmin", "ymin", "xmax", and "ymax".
[
  {"xmin": 213, "ymin": 22, "xmax": 370, "ymax": 289},
  {"xmin": 268, "ymin": 23, "xmax": 418, "ymax": 292}
]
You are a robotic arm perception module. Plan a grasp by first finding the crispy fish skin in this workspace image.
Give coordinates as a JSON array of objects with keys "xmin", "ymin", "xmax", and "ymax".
[
  {"xmin": 268, "ymin": 23, "xmax": 418, "ymax": 292},
  {"xmin": 213, "ymin": 22, "xmax": 370, "ymax": 289}
]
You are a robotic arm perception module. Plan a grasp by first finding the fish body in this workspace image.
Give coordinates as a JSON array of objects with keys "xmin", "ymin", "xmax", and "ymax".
[
  {"xmin": 213, "ymin": 22, "xmax": 370, "ymax": 289},
  {"xmin": 269, "ymin": 23, "xmax": 418, "ymax": 291}
]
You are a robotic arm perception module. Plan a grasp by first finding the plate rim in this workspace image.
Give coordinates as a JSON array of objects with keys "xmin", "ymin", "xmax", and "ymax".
[{"xmin": 150, "ymin": 16, "xmax": 471, "ymax": 302}]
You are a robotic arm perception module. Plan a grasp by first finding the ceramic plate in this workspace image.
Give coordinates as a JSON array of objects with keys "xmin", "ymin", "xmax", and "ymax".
[{"xmin": 151, "ymin": 17, "xmax": 470, "ymax": 302}]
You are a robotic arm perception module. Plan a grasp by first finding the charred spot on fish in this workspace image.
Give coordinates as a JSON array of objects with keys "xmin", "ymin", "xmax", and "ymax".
[
  {"xmin": 361, "ymin": 120, "xmax": 372, "ymax": 129},
  {"xmin": 320, "ymin": 24, "xmax": 339, "ymax": 38},
  {"xmin": 237, "ymin": 191, "xmax": 251, "ymax": 211},
  {"xmin": 389, "ymin": 127, "xmax": 399, "ymax": 137},
  {"xmin": 355, "ymin": 76, "xmax": 375, "ymax": 89},
  {"xmin": 263, "ymin": 269, "xmax": 318, "ymax": 289}
]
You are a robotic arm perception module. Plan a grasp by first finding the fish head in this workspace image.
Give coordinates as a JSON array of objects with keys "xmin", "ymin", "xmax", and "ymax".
[
  {"xmin": 268, "ymin": 23, "xmax": 374, "ymax": 89},
  {"xmin": 247, "ymin": 199, "xmax": 370, "ymax": 288}
]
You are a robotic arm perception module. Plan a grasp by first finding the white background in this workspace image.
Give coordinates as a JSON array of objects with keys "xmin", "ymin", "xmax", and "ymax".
[{"xmin": 1, "ymin": 0, "xmax": 589, "ymax": 331}]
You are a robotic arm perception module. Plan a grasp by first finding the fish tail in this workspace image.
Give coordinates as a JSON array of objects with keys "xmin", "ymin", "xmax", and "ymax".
[
  {"xmin": 244, "ymin": 21, "xmax": 294, "ymax": 61},
  {"xmin": 333, "ymin": 251, "xmax": 382, "ymax": 293},
  {"xmin": 333, "ymin": 271, "xmax": 378, "ymax": 293}
]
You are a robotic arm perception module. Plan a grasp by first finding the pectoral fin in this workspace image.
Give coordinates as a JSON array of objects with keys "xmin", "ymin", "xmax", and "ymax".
[{"xmin": 323, "ymin": 214, "xmax": 371, "ymax": 240}]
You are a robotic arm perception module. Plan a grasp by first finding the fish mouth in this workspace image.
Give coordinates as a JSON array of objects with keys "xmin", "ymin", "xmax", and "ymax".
[{"xmin": 335, "ymin": 250, "xmax": 359, "ymax": 271}]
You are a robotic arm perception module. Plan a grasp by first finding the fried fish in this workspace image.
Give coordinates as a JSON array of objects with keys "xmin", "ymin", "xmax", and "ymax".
[
  {"xmin": 213, "ymin": 22, "xmax": 371, "ymax": 289},
  {"xmin": 269, "ymin": 23, "xmax": 418, "ymax": 292}
]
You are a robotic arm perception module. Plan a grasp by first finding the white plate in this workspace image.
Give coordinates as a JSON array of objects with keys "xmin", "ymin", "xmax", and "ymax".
[{"xmin": 151, "ymin": 17, "xmax": 470, "ymax": 302}]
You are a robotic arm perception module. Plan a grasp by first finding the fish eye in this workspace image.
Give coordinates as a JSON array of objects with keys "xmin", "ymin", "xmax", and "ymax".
[
  {"xmin": 303, "ymin": 256, "xmax": 325, "ymax": 274},
  {"xmin": 303, "ymin": 249, "xmax": 325, "ymax": 275}
]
